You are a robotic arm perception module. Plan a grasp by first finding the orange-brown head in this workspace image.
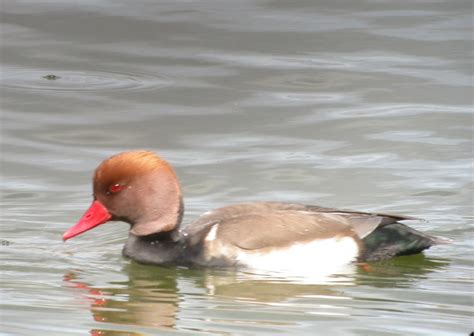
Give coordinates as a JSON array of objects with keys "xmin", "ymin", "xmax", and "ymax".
[{"xmin": 63, "ymin": 151, "xmax": 183, "ymax": 241}]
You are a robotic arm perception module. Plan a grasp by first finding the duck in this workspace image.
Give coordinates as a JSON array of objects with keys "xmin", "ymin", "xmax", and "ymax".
[{"xmin": 63, "ymin": 150, "xmax": 449, "ymax": 274}]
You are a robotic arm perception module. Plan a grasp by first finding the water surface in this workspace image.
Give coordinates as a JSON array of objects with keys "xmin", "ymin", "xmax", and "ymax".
[{"xmin": 1, "ymin": 1, "xmax": 473, "ymax": 335}]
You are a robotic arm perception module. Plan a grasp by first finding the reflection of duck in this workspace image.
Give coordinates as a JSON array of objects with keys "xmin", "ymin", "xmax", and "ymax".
[
  {"xmin": 355, "ymin": 254, "xmax": 451, "ymax": 288},
  {"xmin": 63, "ymin": 257, "xmax": 449, "ymax": 334},
  {"xmin": 63, "ymin": 151, "xmax": 450, "ymax": 277},
  {"xmin": 196, "ymin": 268, "xmax": 346, "ymax": 301},
  {"xmin": 197, "ymin": 254, "xmax": 450, "ymax": 300},
  {"xmin": 63, "ymin": 264, "xmax": 346, "ymax": 335},
  {"xmin": 64, "ymin": 267, "xmax": 180, "ymax": 335}
]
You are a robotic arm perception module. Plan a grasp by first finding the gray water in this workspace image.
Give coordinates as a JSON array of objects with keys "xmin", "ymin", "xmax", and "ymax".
[{"xmin": 1, "ymin": 1, "xmax": 473, "ymax": 335}]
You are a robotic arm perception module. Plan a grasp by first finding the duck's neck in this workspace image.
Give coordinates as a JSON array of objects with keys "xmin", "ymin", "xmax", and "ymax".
[
  {"xmin": 123, "ymin": 230, "xmax": 185, "ymax": 265},
  {"xmin": 128, "ymin": 169, "xmax": 184, "ymax": 237},
  {"xmin": 123, "ymin": 197, "xmax": 186, "ymax": 265}
]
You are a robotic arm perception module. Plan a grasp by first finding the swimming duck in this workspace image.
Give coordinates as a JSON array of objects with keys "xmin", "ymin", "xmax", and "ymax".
[{"xmin": 63, "ymin": 151, "xmax": 448, "ymax": 273}]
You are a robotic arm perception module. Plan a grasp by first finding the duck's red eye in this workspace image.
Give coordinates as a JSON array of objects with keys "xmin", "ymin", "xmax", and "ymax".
[{"xmin": 109, "ymin": 183, "xmax": 123, "ymax": 194}]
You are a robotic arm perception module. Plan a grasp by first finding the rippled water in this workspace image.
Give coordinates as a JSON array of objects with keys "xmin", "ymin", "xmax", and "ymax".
[
  {"xmin": 2, "ymin": 68, "xmax": 169, "ymax": 92},
  {"xmin": 1, "ymin": 1, "xmax": 473, "ymax": 335}
]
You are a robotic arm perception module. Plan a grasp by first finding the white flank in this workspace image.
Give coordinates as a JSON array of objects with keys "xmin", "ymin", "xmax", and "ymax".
[
  {"xmin": 236, "ymin": 237, "xmax": 359, "ymax": 281},
  {"xmin": 205, "ymin": 224, "xmax": 219, "ymax": 241}
]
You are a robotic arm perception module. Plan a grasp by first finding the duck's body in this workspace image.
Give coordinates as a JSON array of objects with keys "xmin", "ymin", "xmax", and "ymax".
[
  {"xmin": 63, "ymin": 151, "xmax": 448, "ymax": 273},
  {"xmin": 122, "ymin": 202, "xmax": 443, "ymax": 270}
]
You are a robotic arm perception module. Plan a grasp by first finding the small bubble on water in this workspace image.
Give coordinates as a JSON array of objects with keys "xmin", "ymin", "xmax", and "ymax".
[{"xmin": 43, "ymin": 74, "xmax": 61, "ymax": 80}]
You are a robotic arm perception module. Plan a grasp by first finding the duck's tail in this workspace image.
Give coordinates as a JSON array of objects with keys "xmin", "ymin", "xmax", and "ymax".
[{"xmin": 360, "ymin": 223, "xmax": 451, "ymax": 262}]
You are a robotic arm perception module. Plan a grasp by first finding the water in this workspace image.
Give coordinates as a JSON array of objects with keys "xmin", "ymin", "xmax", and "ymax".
[{"xmin": 1, "ymin": 0, "xmax": 473, "ymax": 335}]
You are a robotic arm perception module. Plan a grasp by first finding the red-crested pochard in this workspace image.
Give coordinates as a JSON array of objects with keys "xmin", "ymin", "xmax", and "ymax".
[{"xmin": 63, "ymin": 151, "xmax": 449, "ymax": 273}]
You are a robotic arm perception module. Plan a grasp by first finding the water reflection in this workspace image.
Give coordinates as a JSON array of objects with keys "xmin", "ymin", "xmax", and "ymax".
[
  {"xmin": 63, "ymin": 255, "xmax": 449, "ymax": 335},
  {"xmin": 64, "ymin": 267, "xmax": 179, "ymax": 335},
  {"xmin": 355, "ymin": 254, "xmax": 450, "ymax": 288}
]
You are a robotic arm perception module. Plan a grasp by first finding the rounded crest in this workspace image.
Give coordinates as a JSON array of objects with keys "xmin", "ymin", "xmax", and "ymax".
[{"xmin": 93, "ymin": 151, "xmax": 176, "ymax": 194}]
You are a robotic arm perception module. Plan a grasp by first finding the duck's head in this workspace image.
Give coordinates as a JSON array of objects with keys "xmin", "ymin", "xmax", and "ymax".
[{"xmin": 63, "ymin": 151, "xmax": 183, "ymax": 241}]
